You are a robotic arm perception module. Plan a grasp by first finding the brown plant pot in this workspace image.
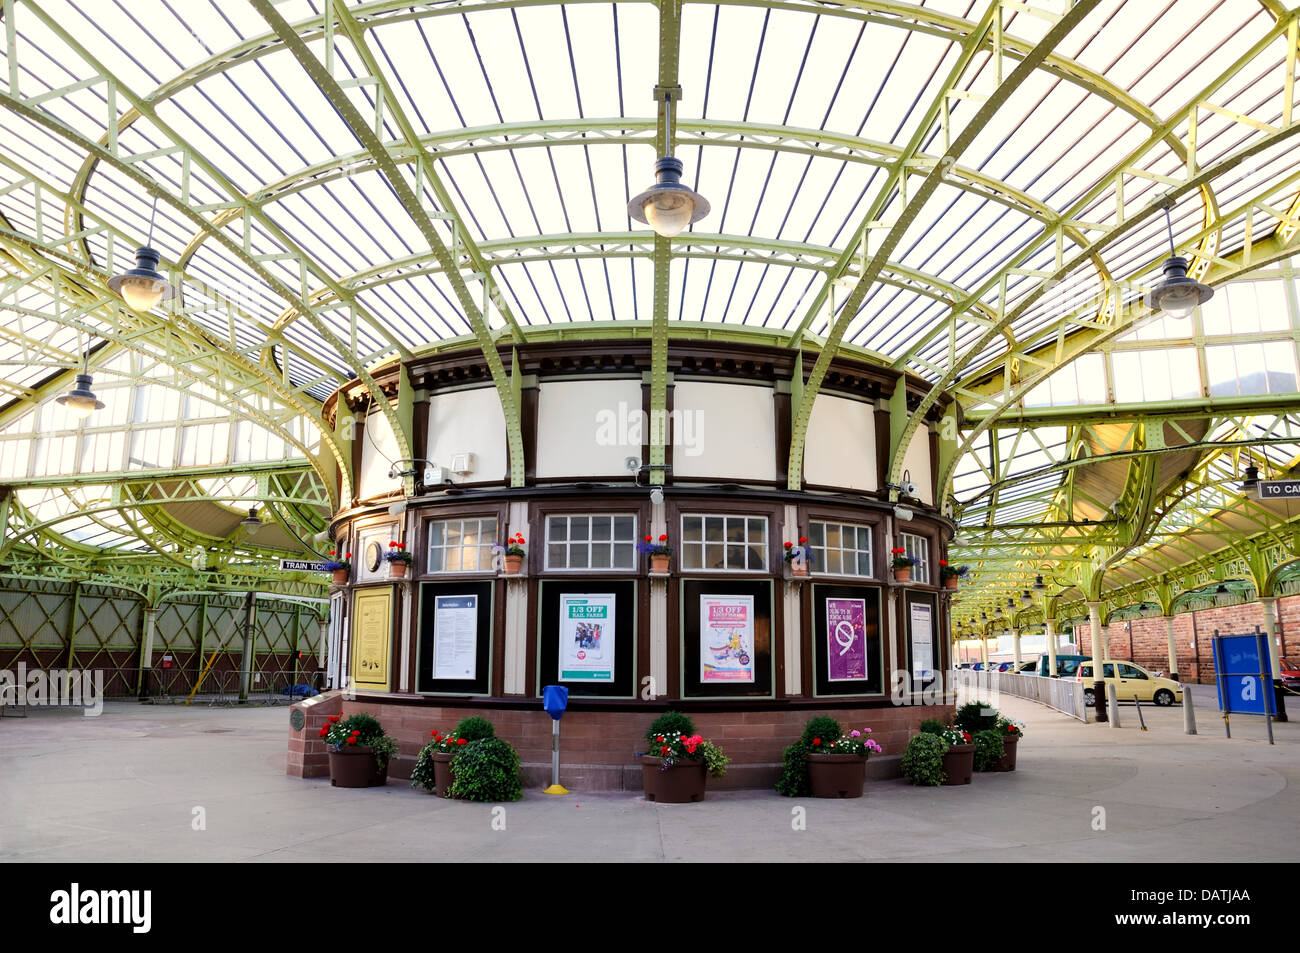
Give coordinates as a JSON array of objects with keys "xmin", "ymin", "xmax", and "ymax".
[
  {"xmin": 994, "ymin": 734, "xmax": 1019, "ymax": 772},
  {"xmin": 328, "ymin": 747, "xmax": 390, "ymax": 788},
  {"xmin": 639, "ymin": 755, "xmax": 706, "ymax": 803},
  {"xmin": 893, "ymin": 567, "xmax": 912, "ymax": 583},
  {"xmin": 649, "ymin": 554, "xmax": 670, "ymax": 574},
  {"xmin": 503, "ymin": 554, "xmax": 524, "ymax": 575},
  {"xmin": 944, "ymin": 576, "xmax": 959, "ymax": 590},
  {"xmin": 388, "ymin": 560, "xmax": 409, "ymax": 580},
  {"xmin": 941, "ymin": 743, "xmax": 974, "ymax": 785},
  {"xmin": 789, "ymin": 562, "xmax": 809, "ymax": 577},
  {"xmin": 331, "ymin": 568, "xmax": 349, "ymax": 586},
  {"xmin": 807, "ymin": 753, "xmax": 866, "ymax": 798},
  {"xmin": 432, "ymin": 751, "xmax": 455, "ymax": 796}
]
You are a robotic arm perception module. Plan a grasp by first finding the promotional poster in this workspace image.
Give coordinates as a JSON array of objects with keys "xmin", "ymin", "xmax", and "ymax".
[
  {"xmin": 826, "ymin": 597, "xmax": 868, "ymax": 681},
  {"xmin": 701, "ymin": 594, "xmax": 755, "ymax": 683},
  {"xmin": 559, "ymin": 593, "xmax": 616, "ymax": 681}
]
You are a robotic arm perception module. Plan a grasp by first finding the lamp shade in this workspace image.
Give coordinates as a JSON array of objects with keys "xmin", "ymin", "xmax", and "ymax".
[
  {"xmin": 628, "ymin": 157, "xmax": 710, "ymax": 238},
  {"xmin": 55, "ymin": 373, "xmax": 105, "ymax": 419},
  {"xmin": 107, "ymin": 246, "xmax": 173, "ymax": 312},
  {"xmin": 1147, "ymin": 256, "xmax": 1212, "ymax": 318}
]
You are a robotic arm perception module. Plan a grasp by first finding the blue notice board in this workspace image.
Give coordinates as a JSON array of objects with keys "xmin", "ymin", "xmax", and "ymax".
[{"xmin": 1212, "ymin": 633, "xmax": 1276, "ymax": 716}]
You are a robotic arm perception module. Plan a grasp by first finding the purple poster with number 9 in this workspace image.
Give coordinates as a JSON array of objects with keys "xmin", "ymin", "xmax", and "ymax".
[{"xmin": 826, "ymin": 598, "xmax": 867, "ymax": 681}]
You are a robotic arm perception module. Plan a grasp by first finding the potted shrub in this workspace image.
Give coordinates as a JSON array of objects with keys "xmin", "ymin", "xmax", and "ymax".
[
  {"xmin": 776, "ymin": 715, "xmax": 879, "ymax": 798},
  {"xmin": 782, "ymin": 538, "xmax": 815, "ymax": 577},
  {"xmin": 320, "ymin": 712, "xmax": 398, "ymax": 788},
  {"xmin": 994, "ymin": 716, "xmax": 1023, "ymax": 772},
  {"xmin": 639, "ymin": 711, "xmax": 728, "ymax": 802},
  {"xmin": 935, "ymin": 725, "xmax": 974, "ymax": 784},
  {"xmin": 809, "ymin": 725, "xmax": 881, "ymax": 798},
  {"xmin": 953, "ymin": 700, "xmax": 1000, "ymax": 735},
  {"xmin": 384, "ymin": 540, "xmax": 410, "ymax": 579},
  {"xmin": 638, "ymin": 533, "xmax": 672, "ymax": 574},
  {"xmin": 494, "ymin": 533, "xmax": 527, "ymax": 574},
  {"xmin": 900, "ymin": 733, "xmax": 946, "ymax": 786},
  {"xmin": 972, "ymin": 728, "xmax": 1006, "ymax": 773},
  {"xmin": 890, "ymin": 547, "xmax": 917, "ymax": 582},
  {"xmin": 448, "ymin": 733, "xmax": 524, "ymax": 802},
  {"xmin": 939, "ymin": 561, "xmax": 968, "ymax": 590},
  {"xmin": 411, "ymin": 715, "xmax": 497, "ymax": 797},
  {"xmin": 323, "ymin": 549, "xmax": 352, "ymax": 586}
]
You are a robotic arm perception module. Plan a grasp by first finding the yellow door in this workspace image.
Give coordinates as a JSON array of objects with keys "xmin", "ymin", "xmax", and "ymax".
[{"xmin": 1115, "ymin": 662, "xmax": 1155, "ymax": 701}]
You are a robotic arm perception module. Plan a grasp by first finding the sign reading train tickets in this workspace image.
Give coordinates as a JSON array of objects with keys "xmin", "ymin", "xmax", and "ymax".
[
  {"xmin": 278, "ymin": 559, "xmax": 331, "ymax": 572},
  {"xmin": 559, "ymin": 594, "xmax": 615, "ymax": 681},
  {"xmin": 701, "ymin": 594, "xmax": 755, "ymax": 683},
  {"xmin": 1257, "ymin": 479, "xmax": 1300, "ymax": 499}
]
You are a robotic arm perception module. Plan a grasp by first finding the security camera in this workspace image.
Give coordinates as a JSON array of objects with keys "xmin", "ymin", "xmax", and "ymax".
[
  {"xmin": 625, "ymin": 457, "xmax": 641, "ymax": 473},
  {"xmin": 901, "ymin": 480, "xmax": 918, "ymax": 498}
]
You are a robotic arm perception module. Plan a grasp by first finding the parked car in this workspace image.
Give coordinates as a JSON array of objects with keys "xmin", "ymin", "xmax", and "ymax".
[
  {"xmin": 1076, "ymin": 660, "xmax": 1183, "ymax": 707},
  {"xmin": 1278, "ymin": 657, "xmax": 1300, "ymax": 690},
  {"xmin": 1026, "ymin": 654, "xmax": 1090, "ymax": 678}
]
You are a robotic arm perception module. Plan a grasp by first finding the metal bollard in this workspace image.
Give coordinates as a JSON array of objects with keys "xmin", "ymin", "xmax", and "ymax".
[
  {"xmin": 1183, "ymin": 683, "xmax": 1197, "ymax": 735},
  {"xmin": 1107, "ymin": 682, "xmax": 1121, "ymax": 728}
]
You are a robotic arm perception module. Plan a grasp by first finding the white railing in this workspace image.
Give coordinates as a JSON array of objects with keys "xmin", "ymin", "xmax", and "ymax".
[{"xmin": 956, "ymin": 670, "xmax": 1086, "ymax": 722}]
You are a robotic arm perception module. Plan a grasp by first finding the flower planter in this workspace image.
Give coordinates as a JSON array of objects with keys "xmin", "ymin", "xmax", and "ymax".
[
  {"xmin": 638, "ymin": 755, "xmax": 707, "ymax": 803},
  {"xmin": 789, "ymin": 563, "xmax": 809, "ymax": 577},
  {"xmin": 994, "ymin": 734, "xmax": 1019, "ymax": 772},
  {"xmin": 649, "ymin": 554, "xmax": 670, "ymax": 574},
  {"xmin": 503, "ymin": 554, "xmax": 524, "ymax": 575},
  {"xmin": 329, "ymin": 747, "xmax": 390, "ymax": 788},
  {"xmin": 432, "ymin": 751, "xmax": 455, "ymax": 796},
  {"xmin": 807, "ymin": 753, "xmax": 866, "ymax": 798},
  {"xmin": 331, "ymin": 568, "xmax": 349, "ymax": 586},
  {"xmin": 893, "ymin": 567, "xmax": 912, "ymax": 583},
  {"xmin": 941, "ymin": 743, "xmax": 974, "ymax": 785},
  {"xmin": 943, "ymin": 576, "xmax": 959, "ymax": 590},
  {"xmin": 387, "ymin": 560, "xmax": 409, "ymax": 580}
]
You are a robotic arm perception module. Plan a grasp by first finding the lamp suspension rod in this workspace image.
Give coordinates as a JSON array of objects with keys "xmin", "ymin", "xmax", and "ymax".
[
  {"xmin": 1163, "ymin": 200, "xmax": 1176, "ymax": 255},
  {"xmin": 663, "ymin": 90, "xmax": 674, "ymax": 159},
  {"xmin": 146, "ymin": 194, "xmax": 159, "ymax": 247}
]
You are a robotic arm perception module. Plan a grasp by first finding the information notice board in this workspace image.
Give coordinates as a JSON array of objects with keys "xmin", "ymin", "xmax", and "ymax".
[{"xmin": 416, "ymin": 581, "xmax": 493, "ymax": 695}]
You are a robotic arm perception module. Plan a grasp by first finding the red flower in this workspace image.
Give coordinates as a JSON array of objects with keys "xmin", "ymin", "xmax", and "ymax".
[
  {"xmin": 658, "ymin": 534, "xmax": 667, "ymax": 542},
  {"xmin": 457, "ymin": 738, "xmax": 467, "ymax": 746},
  {"xmin": 812, "ymin": 738, "xmax": 821, "ymax": 746},
  {"xmin": 328, "ymin": 715, "xmax": 340, "ymax": 723},
  {"xmin": 346, "ymin": 736, "xmax": 357, "ymax": 745},
  {"xmin": 430, "ymin": 730, "xmax": 437, "ymax": 737},
  {"xmin": 656, "ymin": 735, "xmax": 664, "ymax": 742},
  {"xmin": 389, "ymin": 540, "xmax": 397, "ymax": 546},
  {"xmin": 344, "ymin": 552, "xmax": 352, "ymax": 559},
  {"xmin": 660, "ymin": 745, "xmax": 669, "ymax": 755},
  {"xmin": 516, "ymin": 536, "xmax": 526, "ymax": 544},
  {"xmin": 798, "ymin": 537, "xmax": 807, "ymax": 544},
  {"xmin": 328, "ymin": 550, "xmax": 336, "ymax": 556},
  {"xmin": 784, "ymin": 541, "xmax": 793, "ymax": 549},
  {"xmin": 962, "ymin": 732, "xmax": 971, "ymax": 742},
  {"xmin": 939, "ymin": 560, "xmax": 948, "ymax": 566},
  {"xmin": 318, "ymin": 727, "xmax": 328, "ymax": 738},
  {"xmin": 645, "ymin": 535, "xmax": 652, "ymax": 542}
]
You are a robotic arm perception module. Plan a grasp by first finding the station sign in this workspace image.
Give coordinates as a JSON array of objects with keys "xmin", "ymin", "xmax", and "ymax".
[
  {"xmin": 278, "ymin": 559, "xmax": 330, "ymax": 572},
  {"xmin": 1256, "ymin": 480, "xmax": 1300, "ymax": 499}
]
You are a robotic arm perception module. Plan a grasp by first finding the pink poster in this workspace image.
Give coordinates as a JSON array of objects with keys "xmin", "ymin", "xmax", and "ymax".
[
  {"xmin": 700, "ymin": 595, "xmax": 755, "ymax": 683},
  {"xmin": 826, "ymin": 597, "xmax": 867, "ymax": 681}
]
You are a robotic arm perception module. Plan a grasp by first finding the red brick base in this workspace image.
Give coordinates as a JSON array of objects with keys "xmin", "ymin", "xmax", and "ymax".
[{"xmin": 287, "ymin": 693, "xmax": 949, "ymax": 791}]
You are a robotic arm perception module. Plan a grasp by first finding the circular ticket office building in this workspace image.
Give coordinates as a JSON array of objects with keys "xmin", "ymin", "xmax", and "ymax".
[{"xmin": 308, "ymin": 330, "xmax": 956, "ymax": 789}]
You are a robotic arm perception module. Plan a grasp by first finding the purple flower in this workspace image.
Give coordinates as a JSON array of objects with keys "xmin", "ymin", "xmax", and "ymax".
[{"xmin": 849, "ymin": 729, "xmax": 861, "ymax": 738}]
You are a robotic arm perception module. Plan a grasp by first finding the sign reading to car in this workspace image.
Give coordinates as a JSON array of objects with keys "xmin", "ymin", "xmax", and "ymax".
[
  {"xmin": 1256, "ymin": 479, "xmax": 1300, "ymax": 499},
  {"xmin": 278, "ymin": 559, "xmax": 331, "ymax": 572}
]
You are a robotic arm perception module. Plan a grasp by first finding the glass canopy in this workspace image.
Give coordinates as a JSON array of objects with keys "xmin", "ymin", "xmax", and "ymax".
[{"xmin": 0, "ymin": 0, "xmax": 1297, "ymax": 606}]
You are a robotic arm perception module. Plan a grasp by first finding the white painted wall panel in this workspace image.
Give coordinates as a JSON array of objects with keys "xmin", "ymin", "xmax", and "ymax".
[
  {"xmin": 427, "ymin": 387, "xmax": 507, "ymax": 483},
  {"xmin": 901, "ymin": 425, "xmax": 934, "ymax": 506},
  {"xmin": 536, "ymin": 380, "xmax": 643, "ymax": 478},
  {"xmin": 672, "ymin": 381, "xmax": 775, "ymax": 482},
  {"xmin": 358, "ymin": 407, "xmax": 401, "ymax": 500},
  {"xmin": 804, "ymin": 393, "xmax": 877, "ymax": 490}
]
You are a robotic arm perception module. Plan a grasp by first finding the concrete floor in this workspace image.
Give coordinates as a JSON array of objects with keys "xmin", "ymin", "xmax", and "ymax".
[{"xmin": 1, "ymin": 688, "xmax": 1296, "ymax": 863}]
